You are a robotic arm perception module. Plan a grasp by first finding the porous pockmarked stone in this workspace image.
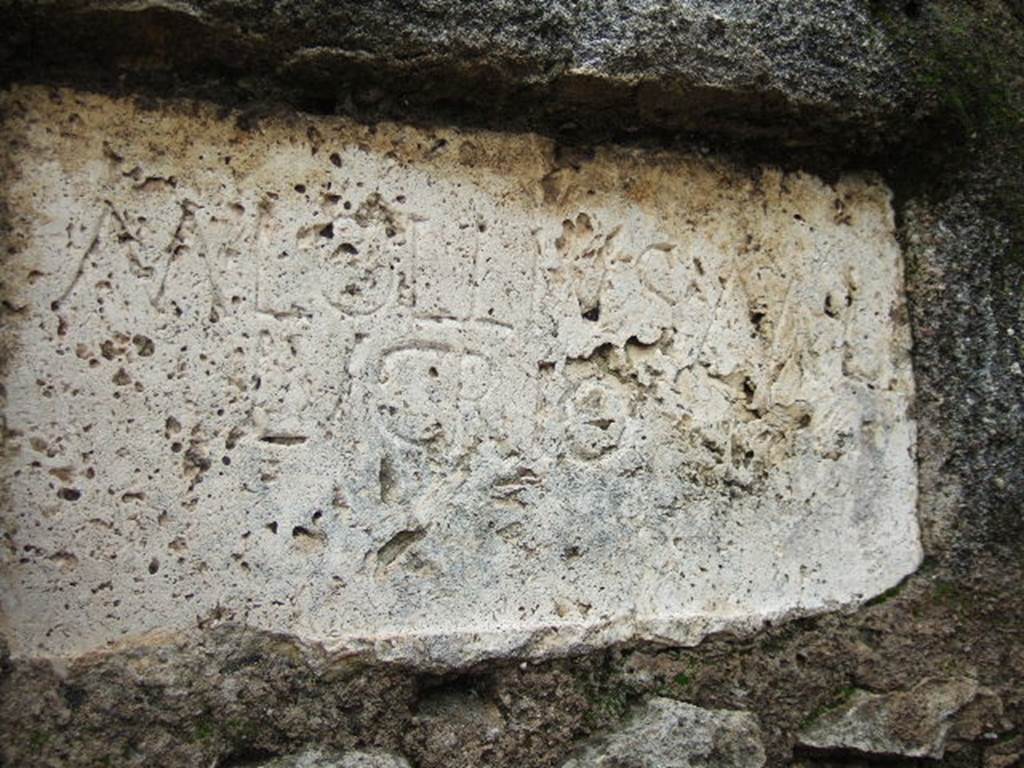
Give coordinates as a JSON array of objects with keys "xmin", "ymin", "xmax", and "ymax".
[
  {"xmin": 562, "ymin": 698, "xmax": 766, "ymax": 768},
  {"xmin": 0, "ymin": 87, "xmax": 919, "ymax": 667}
]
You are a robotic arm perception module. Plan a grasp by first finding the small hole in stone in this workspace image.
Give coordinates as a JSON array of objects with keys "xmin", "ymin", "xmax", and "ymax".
[
  {"xmin": 742, "ymin": 378, "xmax": 756, "ymax": 403},
  {"xmin": 132, "ymin": 335, "xmax": 155, "ymax": 357},
  {"xmin": 267, "ymin": 522, "xmax": 278, "ymax": 534},
  {"xmin": 294, "ymin": 184, "xmax": 306, "ymax": 193},
  {"xmin": 824, "ymin": 294, "xmax": 839, "ymax": 318},
  {"xmin": 319, "ymin": 223, "xmax": 334, "ymax": 239},
  {"xmin": 340, "ymin": 242, "xmax": 358, "ymax": 255},
  {"xmin": 148, "ymin": 557, "xmax": 160, "ymax": 575},
  {"xmin": 58, "ymin": 488, "xmax": 81, "ymax": 501},
  {"xmin": 428, "ymin": 366, "xmax": 439, "ymax": 377},
  {"xmin": 329, "ymin": 152, "xmax": 342, "ymax": 167},
  {"xmin": 582, "ymin": 305, "xmax": 600, "ymax": 322}
]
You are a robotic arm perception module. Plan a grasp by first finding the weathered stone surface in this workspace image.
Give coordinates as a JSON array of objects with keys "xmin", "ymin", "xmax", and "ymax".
[
  {"xmin": 797, "ymin": 677, "xmax": 983, "ymax": 759},
  {"xmin": 1, "ymin": 2, "xmax": 1023, "ymax": 767},
  {"xmin": 0, "ymin": 86, "xmax": 919, "ymax": 667},
  {"xmin": 904, "ymin": 191, "xmax": 1024, "ymax": 558},
  {"xmin": 258, "ymin": 749, "xmax": 411, "ymax": 768},
  {"xmin": 0, "ymin": 0, "xmax": 916, "ymax": 150},
  {"xmin": 562, "ymin": 697, "xmax": 765, "ymax": 768}
]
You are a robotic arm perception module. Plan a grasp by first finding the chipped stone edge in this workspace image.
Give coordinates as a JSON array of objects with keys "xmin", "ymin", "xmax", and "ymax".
[
  {"xmin": 0, "ymin": 85, "xmax": 924, "ymax": 673},
  {"xmin": 11, "ymin": 561, "xmax": 923, "ymax": 672}
]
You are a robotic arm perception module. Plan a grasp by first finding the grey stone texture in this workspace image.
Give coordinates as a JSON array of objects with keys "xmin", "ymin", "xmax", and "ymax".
[
  {"xmin": 0, "ymin": 0, "xmax": 915, "ymax": 148},
  {"xmin": 562, "ymin": 698, "xmax": 766, "ymax": 768},
  {"xmin": 798, "ymin": 678, "xmax": 990, "ymax": 759},
  {"xmin": 258, "ymin": 749, "xmax": 412, "ymax": 768}
]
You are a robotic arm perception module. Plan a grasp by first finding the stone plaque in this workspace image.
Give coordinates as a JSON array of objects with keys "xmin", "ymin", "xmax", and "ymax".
[{"xmin": 0, "ymin": 88, "xmax": 919, "ymax": 667}]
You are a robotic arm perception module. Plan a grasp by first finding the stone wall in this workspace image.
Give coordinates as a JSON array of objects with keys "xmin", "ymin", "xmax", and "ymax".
[{"xmin": 0, "ymin": 2, "xmax": 1021, "ymax": 767}]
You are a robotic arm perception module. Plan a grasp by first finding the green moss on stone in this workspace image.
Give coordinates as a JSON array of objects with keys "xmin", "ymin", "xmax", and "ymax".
[{"xmin": 193, "ymin": 718, "xmax": 216, "ymax": 742}]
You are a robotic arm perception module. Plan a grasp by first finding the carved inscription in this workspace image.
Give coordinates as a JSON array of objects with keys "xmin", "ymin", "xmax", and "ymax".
[{"xmin": 0, "ymin": 88, "xmax": 920, "ymax": 666}]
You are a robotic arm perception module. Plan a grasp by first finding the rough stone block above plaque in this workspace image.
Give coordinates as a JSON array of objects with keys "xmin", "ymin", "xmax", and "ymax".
[{"xmin": 0, "ymin": 87, "xmax": 920, "ymax": 668}]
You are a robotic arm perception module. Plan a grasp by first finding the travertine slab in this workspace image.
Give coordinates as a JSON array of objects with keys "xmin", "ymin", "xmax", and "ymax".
[{"xmin": 0, "ymin": 88, "xmax": 919, "ymax": 666}]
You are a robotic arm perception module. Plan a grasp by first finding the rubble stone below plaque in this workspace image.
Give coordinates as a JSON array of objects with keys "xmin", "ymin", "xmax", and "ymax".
[
  {"xmin": 561, "ymin": 698, "xmax": 766, "ymax": 768},
  {"xmin": 797, "ymin": 677, "xmax": 995, "ymax": 760},
  {"xmin": 0, "ymin": 86, "xmax": 919, "ymax": 668},
  {"xmin": 255, "ymin": 750, "xmax": 412, "ymax": 768}
]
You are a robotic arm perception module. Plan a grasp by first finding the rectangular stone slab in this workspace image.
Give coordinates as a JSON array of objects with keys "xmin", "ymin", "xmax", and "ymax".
[{"xmin": 0, "ymin": 87, "xmax": 920, "ymax": 667}]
